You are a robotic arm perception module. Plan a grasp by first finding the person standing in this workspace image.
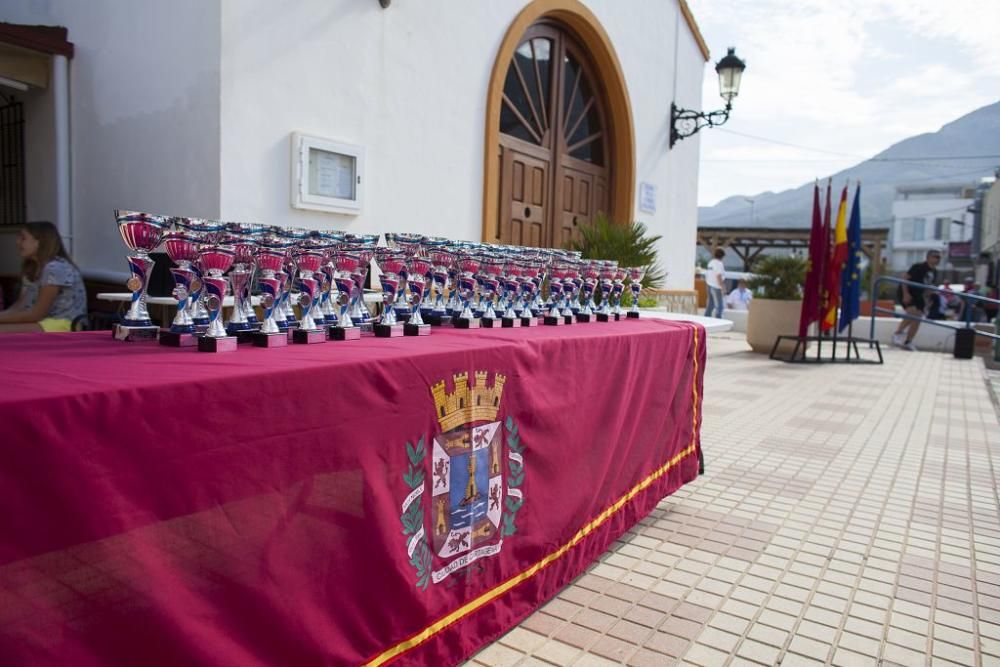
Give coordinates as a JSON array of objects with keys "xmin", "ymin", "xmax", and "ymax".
[
  {"xmin": 704, "ymin": 248, "xmax": 726, "ymax": 318},
  {"xmin": 892, "ymin": 250, "xmax": 940, "ymax": 350}
]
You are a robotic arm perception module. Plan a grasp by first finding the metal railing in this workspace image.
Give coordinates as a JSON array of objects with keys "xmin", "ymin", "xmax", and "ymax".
[{"xmin": 869, "ymin": 276, "xmax": 1000, "ymax": 344}]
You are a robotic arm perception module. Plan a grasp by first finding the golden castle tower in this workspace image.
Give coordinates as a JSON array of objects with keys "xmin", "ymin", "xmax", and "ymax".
[
  {"xmin": 465, "ymin": 452, "xmax": 478, "ymax": 502},
  {"xmin": 430, "ymin": 371, "xmax": 507, "ymax": 433}
]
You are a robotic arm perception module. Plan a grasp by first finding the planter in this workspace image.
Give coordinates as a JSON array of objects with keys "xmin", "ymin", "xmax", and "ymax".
[{"xmin": 746, "ymin": 298, "xmax": 803, "ymax": 355}]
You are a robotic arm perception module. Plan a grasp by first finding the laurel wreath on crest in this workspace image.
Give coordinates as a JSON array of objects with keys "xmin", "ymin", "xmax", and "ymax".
[
  {"xmin": 401, "ymin": 419, "xmax": 525, "ymax": 590},
  {"xmin": 401, "ymin": 436, "xmax": 433, "ymax": 590},
  {"xmin": 501, "ymin": 416, "xmax": 524, "ymax": 537}
]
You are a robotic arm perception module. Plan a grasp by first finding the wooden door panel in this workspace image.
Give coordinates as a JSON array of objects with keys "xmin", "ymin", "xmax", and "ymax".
[{"xmin": 500, "ymin": 140, "xmax": 549, "ymax": 247}]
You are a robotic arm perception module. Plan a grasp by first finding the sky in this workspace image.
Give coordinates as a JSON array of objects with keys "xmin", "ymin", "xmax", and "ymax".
[{"xmin": 691, "ymin": 0, "xmax": 1000, "ymax": 207}]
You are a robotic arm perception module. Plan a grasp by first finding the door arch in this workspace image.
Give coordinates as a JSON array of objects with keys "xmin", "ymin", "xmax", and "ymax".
[{"xmin": 483, "ymin": 0, "xmax": 635, "ymax": 248}]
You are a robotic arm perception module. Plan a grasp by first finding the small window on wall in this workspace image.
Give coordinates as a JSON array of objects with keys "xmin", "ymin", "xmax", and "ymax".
[
  {"xmin": 933, "ymin": 217, "xmax": 951, "ymax": 240},
  {"xmin": 290, "ymin": 133, "xmax": 365, "ymax": 215},
  {"xmin": 898, "ymin": 217, "xmax": 925, "ymax": 241}
]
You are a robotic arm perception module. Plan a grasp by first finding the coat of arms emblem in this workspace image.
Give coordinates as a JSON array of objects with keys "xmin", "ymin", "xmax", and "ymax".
[{"xmin": 401, "ymin": 371, "xmax": 525, "ymax": 589}]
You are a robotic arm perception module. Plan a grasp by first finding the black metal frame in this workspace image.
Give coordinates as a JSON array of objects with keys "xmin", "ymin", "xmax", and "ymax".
[
  {"xmin": 670, "ymin": 101, "xmax": 732, "ymax": 147},
  {"xmin": 769, "ymin": 329, "xmax": 883, "ymax": 365},
  {"xmin": 0, "ymin": 96, "xmax": 26, "ymax": 226}
]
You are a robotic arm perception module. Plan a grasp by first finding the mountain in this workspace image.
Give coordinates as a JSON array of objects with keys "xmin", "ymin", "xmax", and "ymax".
[{"xmin": 698, "ymin": 101, "xmax": 1000, "ymax": 230}]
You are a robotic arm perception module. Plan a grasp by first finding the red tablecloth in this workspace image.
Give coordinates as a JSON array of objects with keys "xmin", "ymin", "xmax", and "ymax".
[{"xmin": 0, "ymin": 319, "xmax": 704, "ymax": 666}]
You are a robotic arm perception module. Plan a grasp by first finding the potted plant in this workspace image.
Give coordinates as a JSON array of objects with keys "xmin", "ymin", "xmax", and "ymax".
[{"xmin": 745, "ymin": 254, "xmax": 809, "ymax": 354}]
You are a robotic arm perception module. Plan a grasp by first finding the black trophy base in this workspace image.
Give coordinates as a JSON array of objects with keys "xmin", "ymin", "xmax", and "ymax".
[
  {"xmin": 575, "ymin": 313, "xmax": 592, "ymax": 323},
  {"xmin": 113, "ymin": 324, "xmax": 159, "ymax": 343},
  {"xmin": 252, "ymin": 332, "xmax": 288, "ymax": 348},
  {"xmin": 597, "ymin": 312, "xmax": 621, "ymax": 322},
  {"xmin": 374, "ymin": 323, "xmax": 404, "ymax": 338},
  {"xmin": 453, "ymin": 317, "xmax": 480, "ymax": 329},
  {"xmin": 520, "ymin": 316, "xmax": 538, "ymax": 327},
  {"xmin": 627, "ymin": 311, "xmax": 640, "ymax": 319},
  {"xmin": 480, "ymin": 317, "xmax": 499, "ymax": 328},
  {"xmin": 198, "ymin": 336, "xmax": 238, "ymax": 353},
  {"xmin": 234, "ymin": 329, "xmax": 257, "ymax": 345},
  {"xmin": 292, "ymin": 329, "xmax": 326, "ymax": 344},
  {"xmin": 543, "ymin": 315, "xmax": 564, "ymax": 326},
  {"xmin": 426, "ymin": 314, "xmax": 452, "ymax": 327},
  {"xmin": 501, "ymin": 317, "xmax": 521, "ymax": 328},
  {"xmin": 404, "ymin": 322, "xmax": 431, "ymax": 336},
  {"xmin": 564, "ymin": 314, "xmax": 575, "ymax": 325},
  {"xmin": 328, "ymin": 326, "xmax": 361, "ymax": 341},
  {"xmin": 159, "ymin": 330, "xmax": 198, "ymax": 347}
]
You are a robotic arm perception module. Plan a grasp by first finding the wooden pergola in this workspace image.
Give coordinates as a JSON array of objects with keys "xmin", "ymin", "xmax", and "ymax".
[{"xmin": 697, "ymin": 226, "xmax": 889, "ymax": 282}]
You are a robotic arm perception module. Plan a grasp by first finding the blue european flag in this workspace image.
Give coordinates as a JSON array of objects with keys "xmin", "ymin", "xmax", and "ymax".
[{"xmin": 838, "ymin": 184, "xmax": 862, "ymax": 332}]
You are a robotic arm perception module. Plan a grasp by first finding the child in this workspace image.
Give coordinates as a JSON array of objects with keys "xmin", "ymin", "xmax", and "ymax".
[{"xmin": 0, "ymin": 222, "xmax": 86, "ymax": 332}]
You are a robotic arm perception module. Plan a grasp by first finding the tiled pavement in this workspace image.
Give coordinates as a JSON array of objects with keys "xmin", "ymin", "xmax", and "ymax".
[{"xmin": 467, "ymin": 334, "xmax": 1000, "ymax": 666}]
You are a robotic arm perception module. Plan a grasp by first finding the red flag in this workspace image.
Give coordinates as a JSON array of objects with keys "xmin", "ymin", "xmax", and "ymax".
[
  {"xmin": 822, "ymin": 185, "xmax": 849, "ymax": 331},
  {"xmin": 798, "ymin": 183, "xmax": 825, "ymax": 338}
]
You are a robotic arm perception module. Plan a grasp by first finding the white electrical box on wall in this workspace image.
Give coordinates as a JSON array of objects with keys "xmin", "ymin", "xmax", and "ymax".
[{"xmin": 290, "ymin": 133, "xmax": 365, "ymax": 215}]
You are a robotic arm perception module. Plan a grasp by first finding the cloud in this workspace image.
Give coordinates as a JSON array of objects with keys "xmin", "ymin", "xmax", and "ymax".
[{"xmin": 692, "ymin": 0, "xmax": 1000, "ymax": 206}]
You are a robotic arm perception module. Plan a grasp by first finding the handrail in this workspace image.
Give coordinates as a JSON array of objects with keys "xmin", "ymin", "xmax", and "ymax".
[{"xmin": 868, "ymin": 276, "xmax": 1000, "ymax": 344}]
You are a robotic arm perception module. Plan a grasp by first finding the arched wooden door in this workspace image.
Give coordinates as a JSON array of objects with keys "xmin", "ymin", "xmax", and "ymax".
[{"xmin": 497, "ymin": 22, "xmax": 610, "ymax": 249}]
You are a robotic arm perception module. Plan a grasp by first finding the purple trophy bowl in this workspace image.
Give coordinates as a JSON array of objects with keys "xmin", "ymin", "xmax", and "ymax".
[{"xmin": 199, "ymin": 245, "xmax": 235, "ymax": 276}]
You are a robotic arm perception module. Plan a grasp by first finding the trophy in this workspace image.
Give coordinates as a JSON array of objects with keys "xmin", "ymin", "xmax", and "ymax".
[
  {"xmin": 372, "ymin": 248, "xmax": 406, "ymax": 337},
  {"xmin": 562, "ymin": 261, "xmax": 581, "ymax": 324},
  {"xmin": 274, "ymin": 227, "xmax": 309, "ymax": 329},
  {"xmin": 222, "ymin": 233, "xmax": 257, "ymax": 342},
  {"xmin": 114, "ymin": 210, "xmax": 167, "ymax": 342},
  {"xmin": 500, "ymin": 257, "xmax": 522, "ymax": 328},
  {"xmin": 291, "ymin": 242, "xmax": 327, "ymax": 344},
  {"xmin": 518, "ymin": 259, "xmax": 540, "ymax": 326},
  {"xmin": 596, "ymin": 261, "xmax": 618, "ymax": 322},
  {"xmin": 426, "ymin": 245, "xmax": 454, "ymax": 326},
  {"xmin": 328, "ymin": 250, "xmax": 362, "ymax": 341},
  {"xmin": 543, "ymin": 262, "xmax": 566, "ymax": 326},
  {"xmin": 197, "ymin": 243, "xmax": 238, "ymax": 352},
  {"xmin": 226, "ymin": 223, "xmax": 266, "ymax": 328},
  {"xmin": 173, "ymin": 217, "xmax": 222, "ymax": 330},
  {"xmin": 387, "ymin": 233, "xmax": 423, "ymax": 323},
  {"xmin": 626, "ymin": 266, "xmax": 646, "ymax": 318},
  {"xmin": 611, "ymin": 266, "xmax": 627, "ymax": 320},
  {"xmin": 478, "ymin": 257, "xmax": 503, "ymax": 328},
  {"xmin": 159, "ymin": 231, "xmax": 200, "ymax": 347},
  {"xmin": 404, "ymin": 255, "xmax": 432, "ymax": 336},
  {"xmin": 252, "ymin": 242, "xmax": 290, "ymax": 347},
  {"xmin": 453, "ymin": 252, "xmax": 481, "ymax": 329},
  {"xmin": 576, "ymin": 261, "xmax": 600, "ymax": 323},
  {"xmin": 316, "ymin": 231, "xmax": 345, "ymax": 327},
  {"xmin": 344, "ymin": 234, "xmax": 379, "ymax": 331}
]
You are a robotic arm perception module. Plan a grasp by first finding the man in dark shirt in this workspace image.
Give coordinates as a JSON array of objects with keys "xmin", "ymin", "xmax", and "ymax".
[{"xmin": 892, "ymin": 250, "xmax": 941, "ymax": 350}]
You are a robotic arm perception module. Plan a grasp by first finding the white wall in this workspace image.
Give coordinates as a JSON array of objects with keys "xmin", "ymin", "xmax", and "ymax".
[
  {"xmin": 0, "ymin": 0, "xmax": 222, "ymax": 275},
  {"xmin": 218, "ymin": 0, "xmax": 704, "ymax": 290},
  {"xmin": 590, "ymin": 0, "xmax": 705, "ymax": 291},
  {"xmin": 890, "ymin": 196, "xmax": 972, "ymax": 271}
]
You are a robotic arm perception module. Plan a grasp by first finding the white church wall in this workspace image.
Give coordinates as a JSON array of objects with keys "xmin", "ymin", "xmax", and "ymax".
[
  {"xmin": 218, "ymin": 0, "xmax": 704, "ymax": 289},
  {"xmin": 0, "ymin": 0, "xmax": 221, "ymax": 275}
]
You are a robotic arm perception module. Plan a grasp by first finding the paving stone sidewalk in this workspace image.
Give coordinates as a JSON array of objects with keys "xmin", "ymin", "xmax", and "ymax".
[{"xmin": 468, "ymin": 334, "xmax": 1000, "ymax": 666}]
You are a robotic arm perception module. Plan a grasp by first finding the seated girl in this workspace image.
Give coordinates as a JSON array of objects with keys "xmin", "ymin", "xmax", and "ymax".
[{"xmin": 0, "ymin": 222, "xmax": 86, "ymax": 333}]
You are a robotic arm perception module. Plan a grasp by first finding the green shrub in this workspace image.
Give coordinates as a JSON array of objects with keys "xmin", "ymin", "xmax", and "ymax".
[
  {"xmin": 568, "ymin": 213, "xmax": 666, "ymax": 289},
  {"xmin": 747, "ymin": 255, "xmax": 808, "ymax": 300}
]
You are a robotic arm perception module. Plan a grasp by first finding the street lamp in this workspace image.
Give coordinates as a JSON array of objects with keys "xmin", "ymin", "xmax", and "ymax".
[
  {"xmin": 670, "ymin": 47, "xmax": 747, "ymax": 148},
  {"xmin": 744, "ymin": 197, "xmax": 756, "ymax": 226}
]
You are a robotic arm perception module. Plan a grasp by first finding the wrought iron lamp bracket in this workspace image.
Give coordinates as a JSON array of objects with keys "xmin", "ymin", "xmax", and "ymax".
[{"xmin": 669, "ymin": 102, "xmax": 733, "ymax": 147}]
